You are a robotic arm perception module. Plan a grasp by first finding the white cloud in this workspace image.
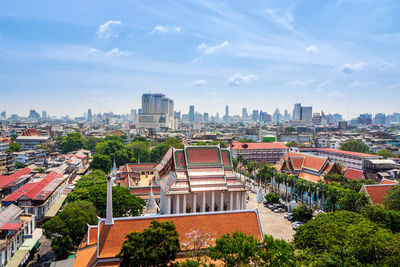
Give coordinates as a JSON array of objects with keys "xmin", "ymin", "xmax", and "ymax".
[
  {"xmin": 192, "ymin": 80, "xmax": 207, "ymax": 86},
  {"xmin": 348, "ymin": 80, "xmax": 373, "ymax": 88},
  {"xmin": 97, "ymin": 20, "xmax": 121, "ymax": 40},
  {"xmin": 264, "ymin": 8, "xmax": 295, "ymax": 32},
  {"xmin": 198, "ymin": 41, "xmax": 229, "ymax": 54},
  {"xmin": 380, "ymin": 62, "xmax": 393, "ymax": 71},
  {"xmin": 151, "ymin": 25, "xmax": 182, "ymax": 34},
  {"xmin": 106, "ymin": 48, "xmax": 131, "ymax": 57},
  {"xmin": 318, "ymin": 80, "xmax": 330, "ymax": 88},
  {"xmin": 287, "ymin": 79, "xmax": 315, "ymax": 86},
  {"xmin": 338, "ymin": 62, "xmax": 367, "ymax": 74},
  {"xmin": 306, "ymin": 45, "xmax": 319, "ymax": 54},
  {"xmin": 327, "ymin": 91, "xmax": 345, "ymax": 98},
  {"xmin": 227, "ymin": 73, "xmax": 257, "ymax": 87}
]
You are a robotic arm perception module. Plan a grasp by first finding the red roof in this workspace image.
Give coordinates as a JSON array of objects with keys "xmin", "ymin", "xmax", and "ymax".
[
  {"xmin": 380, "ymin": 179, "xmax": 398, "ymax": 185},
  {"xmin": 302, "ymin": 148, "xmax": 377, "ymax": 158},
  {"xmin": 0, "ymin": 223, "xmax": 21, "ymax": 231},
  {"xmin": 186, "ymin": 147, "xmax": 220, "ymax": 164},
  {"xmin": 22, "ymin": 129, "xmax": 41, "ymax": 136},
  {"xmin": 363, "ymin": 184, "xmax": 396, "ymax": 204},
  {"xmin": 3, "ymin": 172, "xmax": 60, "ymax": 202},
  {"xmin": 230, "ymin": 142, "xmax": 288, "ymax": 150},
  {"xmin": 0, "ymin": 168, "xmax": 32, "ymax": 189},
  {"xmin": 344, "ymin": 168, "xmax": 364, "ymax": 180}
]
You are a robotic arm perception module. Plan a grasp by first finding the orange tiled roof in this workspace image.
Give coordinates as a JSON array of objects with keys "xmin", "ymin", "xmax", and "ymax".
[
  {"xmin": 344, "ymin": 168, "xmax": 364, "ymax": 180},
  {"xmin": 298, "ymin": 172, "xmax": 323, "ymax": 183},
  {"xmin": 73, "ymin": 246, "xmax": 97, "ymax": 267},
  {"xmin": 363, "ymin": 184, "xmax": 396, "ymax": 204},
  {"xmin": 380, "ymin": 179, "xmax": 398, "ymax": 185},
  {"xmin": 230, "ymin": 142, "xmax": 288, "ymax": 150}
]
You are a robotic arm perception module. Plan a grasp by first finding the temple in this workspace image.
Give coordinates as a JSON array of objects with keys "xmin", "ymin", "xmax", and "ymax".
[{"xmin": 155, "ymin": 145, "xmax": 247, "ymax": 214}]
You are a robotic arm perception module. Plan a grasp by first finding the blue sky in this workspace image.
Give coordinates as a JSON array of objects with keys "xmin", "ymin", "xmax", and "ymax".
[{"xmin": 0, "ymin": 0, "xmax": 399, "ymax": 119}]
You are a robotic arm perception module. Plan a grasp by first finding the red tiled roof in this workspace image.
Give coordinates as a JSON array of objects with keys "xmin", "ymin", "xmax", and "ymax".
[
  {"xmin": 363, "ymin": 184, "xmax": 396, "ymax": 204},
  {"xmin": 290, "ymin": 157, "xmax": 303, "ymax": 170},
  {"xmin": 380, "ymin": 179, "xmax": 398, "ymax": 185},
  {"xmin": 344, "ymin": 168, "xmax": 364, "ymax": 180},
  {"xmin": 302, "ymin": 155, "xmax": 328, "ymax": 172},
  {"xmin": 221, "ymin": 150, "xmax": 232, "ymax": 167},
  {"xmin": 97, "ymin": 210, "xmax": 263, "ymax": 259},
  {"xmin": 301, "ymin": 148, "xmax": 377, "ymax": 158},
  {"xmin": 186, "ymin": 147, "xmax": 220, "ymax": 164},
  {"xmin": 175, "ymin": 150, "xmax": 186, "ymax": 168},
  {"xmin": 0, "ymin": 167, "xmax": 32, "ymax": 188},
  {"xmin": 22, "ymin": 129, "xmax": 41, "ymax": 136},
  {"xmin": 0, "ymin": 223, "xmax": 21, "ymax": 231},
  {"xmin": 230, "ymin": 142, "xmax": 288, "ymax": 150},
  {"xmin": 299, "ymin": 172, "xmax": 323, "ymax": 183}
]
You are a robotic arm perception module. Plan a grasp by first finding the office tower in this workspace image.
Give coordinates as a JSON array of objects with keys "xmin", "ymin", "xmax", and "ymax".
[
  {"xmin": 216, "ymin": 112, "xmax": 220, "ymax": 122},
  {"xmin": 374, "ymin": 113, "xmax": 386, "ymax": 126},
  {"xmin": 203, "ymin": 112, "xmax": 209, "ymax": 122},
  {"xmin": 242, "ymin": 108, "xmax": 248, "ymax": 118},
  {"xmin": 130, "ymin": 109, "xmax": 137, "ymax": 122},
  {"xmin": 301, "ymin": 106, "xmax": 312, "ymax": 122},
  {"xmin": 87, "ymin": 109, "xmax": 92, "ymax": 122},
  {"xmin": 41, "ymin": 111, "xmax": 47, "ymax": 120},
  {"xmin": 272, "ymin": 108, "xmax": 281, "ymax": 123},
  {"xmin": 252, "ymin": 110, "xmax": 259, "ymax": 122},
  {"xmin": 0, "ymin": 111, "xmax": 5, "ymax": 118},
  {"xmin": 138, "ymin": 93, "xmax": 175, "ymax": 129},
  {"xmin": 174, "ymin": 111, "xmax": 181, "ymax": 121},
  {"xmin": 189, "ymin": 105, "xmax": 195, "ymax": 122},
  {"xmin": 293, "ymin": 103, "xmax": 302, "ymax": 120},
  {"xmin": 225, "ymin": 106, "xmax": 229, "ymax": 117},
  {"xmin": 358, "ymin": 114, "xmax": 372, "ymax": 125},
  {"xmin": 28, "ymin": 109, "xmax": 40, "ymax": 120}
]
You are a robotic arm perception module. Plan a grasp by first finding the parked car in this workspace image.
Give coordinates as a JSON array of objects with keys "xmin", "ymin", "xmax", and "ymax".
[
  {"xmin": 287, "ymin": 215, "xmax": 294, "ymax": 221},
  {"xmin": 274, "ymin": 208, "xmax": 285, "ymax": 213},
  {"xmin": 292, "ymin": 221, "xmax": 305, "ymax": 229},
  {"xmin": 284, "ymin": 212, "xmax": 292, "ymax": 219}
]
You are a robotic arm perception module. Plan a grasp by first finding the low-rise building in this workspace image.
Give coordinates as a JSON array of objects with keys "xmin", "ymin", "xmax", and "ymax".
[
  {"xmin": 230, "ymin": 142, "xmax": 289, "ymax": 165},
  {"xmin": 16, "ymin": 136, "xmax": 51, "ymax": 151}
]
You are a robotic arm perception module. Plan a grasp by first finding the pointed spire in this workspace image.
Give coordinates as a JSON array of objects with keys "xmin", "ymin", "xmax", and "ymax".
[
  {"xmin": 105, "ymin": 175, "xmax": 114, "ymax": 225},
  {"xmin": 111, "ymin": 158, "xmax": 117, "ymax": 178},
  {"xmin": 146, "ymin": 186, "xmax": 157, "ymax": 211},
  {"xmin": 255, "ymin": 185, "xmax": 264, "ymax": 203}
]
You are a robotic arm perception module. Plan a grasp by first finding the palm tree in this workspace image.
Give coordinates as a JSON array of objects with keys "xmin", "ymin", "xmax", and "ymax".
[
  {"xmin": 316, "ymin": 183, "xmax": 327, "ymax": 210},
  {"xmin": 275, "ymin": 172, "xmax": 284, "ymax": 197},
  {"xmin": 308, "ymin": 182, "xmax": 317, "ymax": 210},
  {"xmin": 295, "ymin": 179, "xmax": 306, "ymax": 204},
  {"xmin": 326, "ymin": 186, "xmax": 340, "ymax": 212}
]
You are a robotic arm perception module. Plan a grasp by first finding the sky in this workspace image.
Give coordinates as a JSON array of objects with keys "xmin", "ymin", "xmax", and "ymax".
[{"xmin": 0, "ymin": 0, "xmax": 399, "ymax": 119}]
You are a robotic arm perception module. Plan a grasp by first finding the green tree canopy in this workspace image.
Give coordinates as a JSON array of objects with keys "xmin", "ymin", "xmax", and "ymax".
[
  {"xmin": 150, "ymin": 142, "xmax": 169, "ymax": 162},
  {"xmin": 7, "ymin": 142, "xmax": 21, "ymax": 153},
  {"xmin": 361, "ymin": 204, "xmax": 400, "ymax": 233},
  {"xmin": 285, "ymin": 141, "xmax": 300, "ymax": 147},
  {"xmin": 384, "ymin": 184, "xmax": 400, "ymax": 211},
  {"xmin": 337, "ymin": 190, "xmax": 369, "ymax": 212},
  {"xmin": 118, "ymin": 221, "xmax": 180, "ymax": 267},
  {"xmin": 209, "ymin": 231, "xmax": 260, "ymax": 266},
  {"xmin": 291, "ymin": 204, "xmax": 313, "ymax": 222},
  {"xmin": 164, "ymin": 137, "xmax": 183, "ymax": 149},
  {"xmin": 96, "ymin": 140, "xmax": 132, "ymax": 166},
  {"xmin": 258, "ymin": 235, "xmax": 296, "ymax": 267},
  {"xmin": 60, "ymin": 132, "xmax": 86, "ymax": 153},
  {"xmin": 89, "ymin": 154, "xmax": 112, "ymax": 174},
  {"xmin": 265, "ymin": 192, "xmax": 280, "ymax": 204},
  {"xmin": 294, "ymin": 211, "xmax": 400, "ymax": 266},
  {"xmin": 339, "ymin": 139, "xmax": 370, "ymax": 153},
  {"xmin": 376, "ymin": 149, "xmax": 394, "ymax": 158},
  {"xmin": 42, "ymin": 201, "xmax": 97, "ymax": 259}
]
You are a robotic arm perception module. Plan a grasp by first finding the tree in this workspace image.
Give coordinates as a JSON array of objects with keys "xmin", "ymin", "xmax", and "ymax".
[
  {"xmin": 60, "ymin": 132, "xmax": 86, "ymax": 153},
  {"xmin": 164, "ymin": 137, "xmax": 183, "ymax": 149},
  {"xmin": 7, "ymin": 142, "xmax": 21, "ymax": 153},
  {"xmin": 376, "ymin": 149, "xmax": 394, "ymax": 158},
  {"xmin": 86, "ymin": 136, "xmax": 104, "ymax": 151},
  {"xmin": 150, "ymin": 142, "xmax": 169, "ymax": 162},
  {"xmin": 294, "ymin": 211, "xmax": 400, "ymax": 266},
  {"xmin": 291, "ymin": 204, "xmax": 313, "ymax": 222},
  {"xmin": 285, "ymin": 141, "xmax": 299, "ymax": 147},
  {"xmin": 96, "ymin": 140, "xmax": 132, "ymax": 166},
  {"xmin": 265, "ymin": 192, "xmax": 279, "ymax": 204},
  {"xmin": 181, "ymin": 229, "xmax": 215, "ymax": 262},
  {"xmin": 42, "ymin": 201, "xmax": 97, "ymax": 259},
  {"xmin": 361, "ymin": 204, "xmax": 400, "ymax": 233},
  {"xmin": 89, "ymin": 154, "xmax": 112, "ymax": 174},
  {"xmin": 325, "ymin": 183, "xmax": 341, "ymax": 212},
  {"xmin": 339, "ymin": 139, "xmax": 370, "ymax": 153},
  {"xmin": 209, "ymin": 232, "xmax": 260, "ymax": 266},
  {"xmin": 118, "ymin": 221, "xmax": 180, "ymax": 267},
  {"xmin": 384, "ymin": 184, "xmax": 400, "ymax": 211},
  {"xmin": 258, "ymin": 235, "xmax": 296, "ymax": 266},
  {"xmin": 337, "ymin": 190, "xmax": 369, "ymax": 212},
  {"xmin": 126, "ymin": 141, "xmax": 151, "ymax": 163}
]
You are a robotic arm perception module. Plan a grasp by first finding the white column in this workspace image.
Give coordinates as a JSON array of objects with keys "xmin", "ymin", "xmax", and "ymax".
[
  {"xmin": 193, "ymin": 194, "xmax": 197, "ymax": 213},
  {"xmin": 220, "ymin": 192, "xmax": 224, "ymax": 211},
  {"xmin": 211, "ymin": 191, "xmax": 215, "ymax": 212},
  {"xmin": 243, "ymin": 191, "xmax": 247, "ymax": 209},
  {"xmin": 230, "ymin": 192, "xmax": 233, "ymax": 210},
  {"xmin": 175, "ymin": 195, "xmax": 180, "ymax": 214},
  {"xmin": 202, "ymin": 192, "xmax": 206, "ymax": 212},
  {"xmin": 167, "ymin": 196, "xmax": 171, "ymax": 214},
  {"xmin": 236, "ymin": 192, "xmax": 240, "ymax": 210},
  {"xmin": 183, "ymin": 194, "xmax": 187, "ymax": 214}
]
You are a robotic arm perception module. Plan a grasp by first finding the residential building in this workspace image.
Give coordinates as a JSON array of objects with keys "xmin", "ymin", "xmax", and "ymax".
[
  {"xmin": 16, "ymin": 136, "xmax": 51, "ymax": 151},
  {"xmin": 230, "ymin": 142, "xmax": 289, "ymax": 165},
  {"xmin": 360, "ymin": 179, "xmax": 398, "ymax": 205},
  {"xmin": 155, "ymin": 146, "xmax": 247, "ymax": 214},
  {"xmin": 0, "ymin": 168, "xmax": 32, "ymax": 199}
]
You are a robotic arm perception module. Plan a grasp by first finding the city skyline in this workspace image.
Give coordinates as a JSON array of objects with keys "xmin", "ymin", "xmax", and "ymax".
[{"xmin": 1, "ymin": 1, "xmax": 400, "ymax": 118}]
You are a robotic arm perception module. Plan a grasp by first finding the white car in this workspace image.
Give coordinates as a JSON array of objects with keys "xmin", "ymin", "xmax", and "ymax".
[{"xmin": 292, "ymin": 221, "xmax": 304, "ymax": 229}]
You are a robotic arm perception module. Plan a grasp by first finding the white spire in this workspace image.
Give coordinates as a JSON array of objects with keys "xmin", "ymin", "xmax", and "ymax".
[
  {"xmin": 146, "ymin": 186, "xmax": 157, "ymax": 211},
  {"xmin": 105, "ymin": 175, "xmax": 114, "ymax": 225},
  {"xmin": 255, "ymin": 185, "xmax": 264, "ymax": 203},
  {"xmin": 111, "ymin": 158, "xmax": 117, "ymax": 178}
]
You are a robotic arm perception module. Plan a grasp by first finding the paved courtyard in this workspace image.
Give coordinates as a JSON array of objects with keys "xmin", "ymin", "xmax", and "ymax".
[{"xmin": 247, "ymin": 192, "xmax": 295, "ymax": 241}]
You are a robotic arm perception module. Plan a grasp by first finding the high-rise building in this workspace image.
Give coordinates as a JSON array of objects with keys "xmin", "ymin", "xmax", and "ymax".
[
  {"xmin": 272, "ymin": 108, "xmax": 281, "ymax": 123},
  {"xmin": 0, "ymin": 111, "xmax": 5, "ymax": 119},
  {"xmin": 292, "ymin": 103, "xmax": 302, "ymax": 120},
  {"xmin": 28, "ymin": 109, "xmax": 40, "ymax": 120},
  {"xmin": 374, "ymin": 113, "xmax": 386, "ymax": 126},
  {"xmin": 137, "ymin": 93, "xmax": 175, "ymax": 129},
  {"xmin": 189, "ymin": 105, "xmax": 195, "ymax": 122},
  {"xmin": 301, "ymin": 106, "xmax": 312, "ymax": 122},
  {"xmin": 87, "ymin": 109, "xmax": 92, "ymax": 122},
  {"xmin": 41, "ymin": 111, "xmax": 47, "ymax": 120},
  {"xmin": 203, "ymin": 112, "xmax": 209, "ymax": 122},
  {"xmin": 358, "ymin": 113, "xmax": 372, "ymax": 125},
  {"xmin": 242, "ymin": 108, "xmax": 248, "ymax": 118},
  {"xmin": 252, "ymin": 110, "xmax": 259, "ymax": 122},
  {"xmin": 174, "ymin": 111, "xmax": 181, "ymax": 121},
  {"xmin": 225, "ymin": 106, "xmax": 229, "ymax": 117},
  {"xmin": 130, "ymin": 109, "xmax": 137, "ymax": 122}
]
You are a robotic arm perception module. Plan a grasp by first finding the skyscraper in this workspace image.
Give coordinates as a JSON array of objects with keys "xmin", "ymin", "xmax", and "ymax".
[
  {"xmin": 42, "ymin": 111, "xmax": 47, "ymax": 120},
  {"xmin": 130, "ymin": 109, "xmax": 137, "ymax": 122},
  {"xmin": 189, "ymin": 105, "xmax": 195, "ymax": 122},
  {"xmin": 252, "ymin": 110, "xmax": 259, "ymax": 122},
  {"xmin": 28, "ymin": 109, "xmax": 40, "ymax": 120},
  {"xmin": 87, "ymin": 109, "xmax": 92, "ymax": 122},
  {"xmin": 293, "ymin": 103, "xmax": 302, "ymax": 120},
  {"xmin": 301, "ymin": 107, "xmax": 312, "ymax": 122},
  {"xmin": 203, "ymin": 112, "xmax": 209, "ymax": 122},
  {"xmin": 242, "ymin": 108, "xmax": 248, "ymax": 118}
]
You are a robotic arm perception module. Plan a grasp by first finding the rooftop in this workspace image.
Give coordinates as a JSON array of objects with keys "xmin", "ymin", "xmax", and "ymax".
[{"xmin": 230, "ymin": 142, "xmax": 288, "ymax": 150}]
